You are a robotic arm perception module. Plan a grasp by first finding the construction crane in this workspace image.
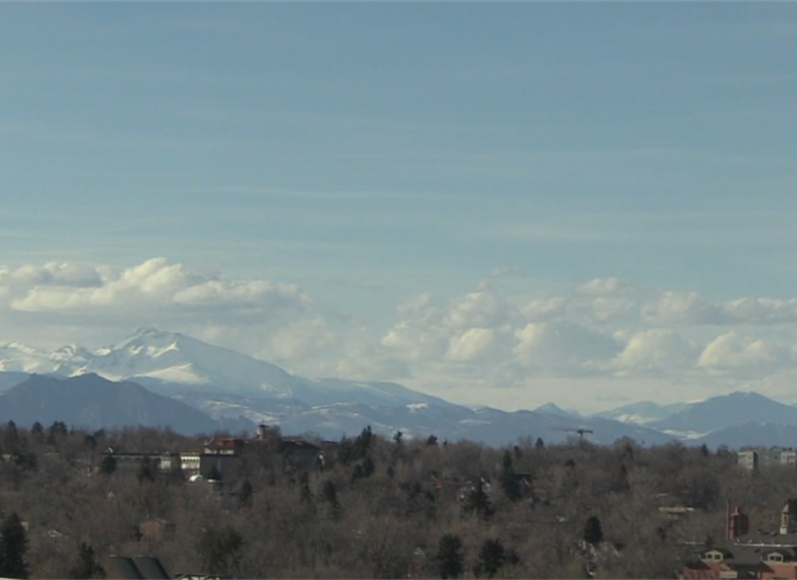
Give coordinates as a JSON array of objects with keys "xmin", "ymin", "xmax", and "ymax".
[{"xmin": 551, "ymin": 427, "xmax": 594, "ymax": 442}]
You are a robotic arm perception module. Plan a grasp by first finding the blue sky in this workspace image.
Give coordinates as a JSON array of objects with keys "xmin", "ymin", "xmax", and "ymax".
[{"xmin": 1, "ymin": 4, "xmax": 797, "ymax": 411}]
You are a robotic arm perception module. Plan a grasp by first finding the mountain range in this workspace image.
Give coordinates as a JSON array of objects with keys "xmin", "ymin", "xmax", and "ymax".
[{"xmin": 0, "ymin": 328, "xmax": 795, "ymax": 449}]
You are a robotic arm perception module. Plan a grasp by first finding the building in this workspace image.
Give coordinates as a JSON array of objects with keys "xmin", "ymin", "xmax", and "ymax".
[
  {"xmin": 180, "ymin": 452, "xmax": 201, "ymax": 474},
  {"xmin": 103, "ymin": 555, "xmax": 170, "ymax": 580},
  {"xmin": 738, "ymin": 448, "xmax": 797, "ymax": 472},
  {"xmin": 203, "ymin": 438, "xmax": 245, "ymax": 456},
  {"xmin": 738, "ymin": 450, "xmax": 759, "ymax": 471},
  {"xmin": 682, "ymin": 500, "xmax": 797, "ymax": 579}
]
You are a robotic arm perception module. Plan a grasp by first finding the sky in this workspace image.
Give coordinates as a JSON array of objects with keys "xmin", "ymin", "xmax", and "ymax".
[{"xmin": 1, "ymin": 4, "xmax": 797, "ymax": 413}]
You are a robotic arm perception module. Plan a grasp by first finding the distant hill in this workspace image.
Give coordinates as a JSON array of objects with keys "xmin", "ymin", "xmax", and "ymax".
[
  {"xmin": 649, "ymin": 391, "xmax": 797, "ymax": 433},
  {"xmin": 694, "ymin": 422, "xmax": 797, "ymax": 450},
  {"xmin": 592, "ymin": 400, "xmax": 689, "ymax": 424},
  {"xmin": 0, "ymin": 371, "xmax": 29, "ymax": 393},
  {"xmin": 0, "ymin": 373, "xmax": 252, "ymax": 435}
]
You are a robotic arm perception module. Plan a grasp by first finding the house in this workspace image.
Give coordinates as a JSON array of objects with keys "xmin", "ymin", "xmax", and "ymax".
[
  {"xmin": 279, "ymin": 437, "xmax": 322, "ymax": 469},
  {"xmin": 683, "ymin": 500, "xmax": 797, "ymax": 579},
  {"xmin": 180, "ymin": 452, "xmax": 201, "ymax": 474},
  {"xmin": 737, "ymin": 448, "xmax": 797, "ymax": 472},
  {"xmin": 738, "ymin": 450, "xmax": 759, "ymax": 471},
  {"xmin": 203, "ymin": 438, "xmax": 245, "ymax": 456},
  {"xmin": 199, "ymin": 453, "xmax": 242, "ymax": 481},
  {"xmin": 102, "ymin": 555, "xmax": 170, "ymax": 579}
]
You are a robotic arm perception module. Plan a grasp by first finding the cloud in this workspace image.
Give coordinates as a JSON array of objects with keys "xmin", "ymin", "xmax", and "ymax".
[
  {"xmin": 2, "ymin": 258, "xmax": 307, "ymax": 318},
  {"xmin": 7, "ymin": 258, "xmax": 797, "ymax": 410},
  {"xmin": 446, "ymin": 327, "xmax": 507, "ymax": 363},
  {"xmin": 698, "ymin": 331, "xmax": 794, "ymax": 372},
  {"xmin": 612, "ymin": 329, "xmax": 700, "ymax": 376},
  {"xmin": 513, "ymin": 320, "xmax": 621, "ymax": 374}
]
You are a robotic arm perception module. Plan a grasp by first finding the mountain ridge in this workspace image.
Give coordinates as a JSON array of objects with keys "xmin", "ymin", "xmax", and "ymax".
[{"xmin": 1, "ymin": 329, "xmax": 795, "ymax": 448}]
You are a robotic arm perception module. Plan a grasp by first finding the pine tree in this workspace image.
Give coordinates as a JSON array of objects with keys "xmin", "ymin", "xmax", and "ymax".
[
  {"xmin": 99, "ymin": 455, "xmax": 117, "ymax": 475},
  {"xmin": 583, "ymin": 515, "xmax": 604, "ymax": 545},
  {"xmin": 535, "ymin": 437, "xmax": 545, "ymax": 450},
  {"xmin": 499, "ymin": 451, "xmax": 523, "ymax": 502},
  {"xmin": 68, "ymin": 543, "xmax": 105, "ymax": 579},
  {"xmin": 198, "ymin": 525, "xmax": 243, "ymax": 574},
  {"xmin": 475, "ymin": 538, "xmax": 505, "ymax": 578},
  {"xmin": 299, "ymin": 472, "xmax": 314, "ymax": 504},
  {"xmin": 436, "ymin": 534, "xmax": 464, "ymax": 579},
  {"xmin": 239, "ymin": 479, "xmax": 253, "ymax": 508},
  {"xmin": 362, "ymin": 455, "xmax": 375, "ymax": 477},
  {"xmin": 137, "ymin": 457, "xmax": 155, "ymax": 483},
  {"xmin": 0, "ymin": 512, "xmax": 29, "ymax": 579}
]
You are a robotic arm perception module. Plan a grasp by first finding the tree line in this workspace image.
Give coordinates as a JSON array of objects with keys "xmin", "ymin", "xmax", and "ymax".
[{"xmin": 0, "ymin": 419, "xmax": 794, "ymax": 578}]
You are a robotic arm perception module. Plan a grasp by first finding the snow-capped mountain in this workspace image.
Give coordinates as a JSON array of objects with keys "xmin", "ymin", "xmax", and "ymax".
[
  {"xmin": 0, "ymin": 328, "xmax": 675, "ymax": 446},
  {"xmin": 0, "ymin": 328, "xmax": 449, "ymax": 409},
  {"xmin": 592, "ymin": 400, "xmax": 689, "ymax": 425},
  {"xmin": 2, "ymin": 328, "xmax": 796, "ymax": 448},
  {"xmin": 533, "ymin": 403, "xmax": 578, "ymax": 417},
  {"xmin": 0, "ymin": 342, "xmax": 59, "ymax": 374}
]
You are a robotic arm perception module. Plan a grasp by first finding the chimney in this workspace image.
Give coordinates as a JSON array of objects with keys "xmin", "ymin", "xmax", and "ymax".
[{"xmin": 727, "ymin": 502, "xmax": 749, "ymax": 541}]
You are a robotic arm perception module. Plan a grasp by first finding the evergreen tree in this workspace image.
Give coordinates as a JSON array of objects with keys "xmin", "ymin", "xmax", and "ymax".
[
  {"xmin": 321, "ymin": 481, "xmax": 338, "ymax": 505},
  {"xmin": 137, "ymin": 457, "xmax": 155, "ymax": 483},
  {"xmin": 502, "ymin": 450, "xmax": 513, "ymax": 471},
  {"xmin": 99, "ymin": 455, "xmax": 117, "ymax": 475},
  {"xmin": 583, "ymin": 515, "xmax": 604, "ymax": 545},
  {"xmin": 68, "ymin": 543, "xmax": 105, "ymax": 579},
  {"xmin": 498, "ymin": 451, "xmax": 523, "ymax": 501},
  {"xmin": 499, "ymin": 470, "xmax": 523, "ymax": 502},
  {"xmin": 426, "ymin": 435, "xmax": 438, "ymax": 446},
  {"xmin": 299, "ymin": 472, "xmax": 313, "ymax": 504},
  {"xmin": 436, "ymin": 534, "xmax": 464, "ymax": 579},
  {"xmin": 475, "ymin": 538, "xmax": 505, "ymax": 578},
  {"xmin": 362, "ymin": 455, "xmax": 375, "ymax": 477},
  {"xmin": 336, "ymin": 436, "xmax": 355, "ymax": 466},
  {"xmin": 534, "ymin": 437, "xmax": 545, "ymax": 450},
  {"xmin": 353, "ymin": 426, "xmax": 372, "ymax": 459},
  {"xmin": 239, "ymin": 479, "xmax": 253, "ymax": 508},
  {"xmin": 198, "ymin": 525, "xmax": 244, "ymax": 574},
  {"xmin": 3, "ymin": 421, "xmax": 20, "ymax": 454},
  {"xmin": 30, "ymin": 422, "xmax": 43, "ymax": 440},
  {"xmin": 321, "ymin": 480, "xmax": 342, "ymax": 519},
  {"xmin": 0, "ymin": 512, "xmax": 29, "ymax": 579}
]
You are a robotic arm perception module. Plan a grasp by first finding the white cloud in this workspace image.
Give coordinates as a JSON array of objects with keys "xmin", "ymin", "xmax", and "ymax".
[
  {"xmin": 513, "ymin": 320, "xmax": 621, "ymax": 374},
  {"xmin": 447, "ymin": 327, "xmax": 503, "ymax": 362},
  {"xmin": 698, "ymin": 331, "xmax": 794, "ymax": 372},
  {"xmin": 613, "ymin": 329, "xmax": 700, "ymax": 376},
  {"xmin": 2, "ymin": 258, "xmax": 307, "ymax": 318},
  {"xmin": 722, "ymin": 297, "xmax": 797, "ymax": 325},
  {"xmin": 6, "ymin": 258, "xmax": 797, "ymax": 411}
]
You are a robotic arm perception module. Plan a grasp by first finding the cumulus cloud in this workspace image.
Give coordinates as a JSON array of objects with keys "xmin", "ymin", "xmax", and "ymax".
[
  {"xmin": 612, "ymin": 329, "xmax": 700, "ymax": 376},
  {"xmin": 513, "ymin": 320, "xmax": 621, "ymax": 374},
  {"xmin": 6, "ymin": 259, "xmax": 797, "ymax": 410},
  {"xmin": 698, "ymin": 331, "xmax": 794, "ymax": 372},
  {"xmin": 2, "ymin": 258, "xmax": 307, "ymax": 318}
]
